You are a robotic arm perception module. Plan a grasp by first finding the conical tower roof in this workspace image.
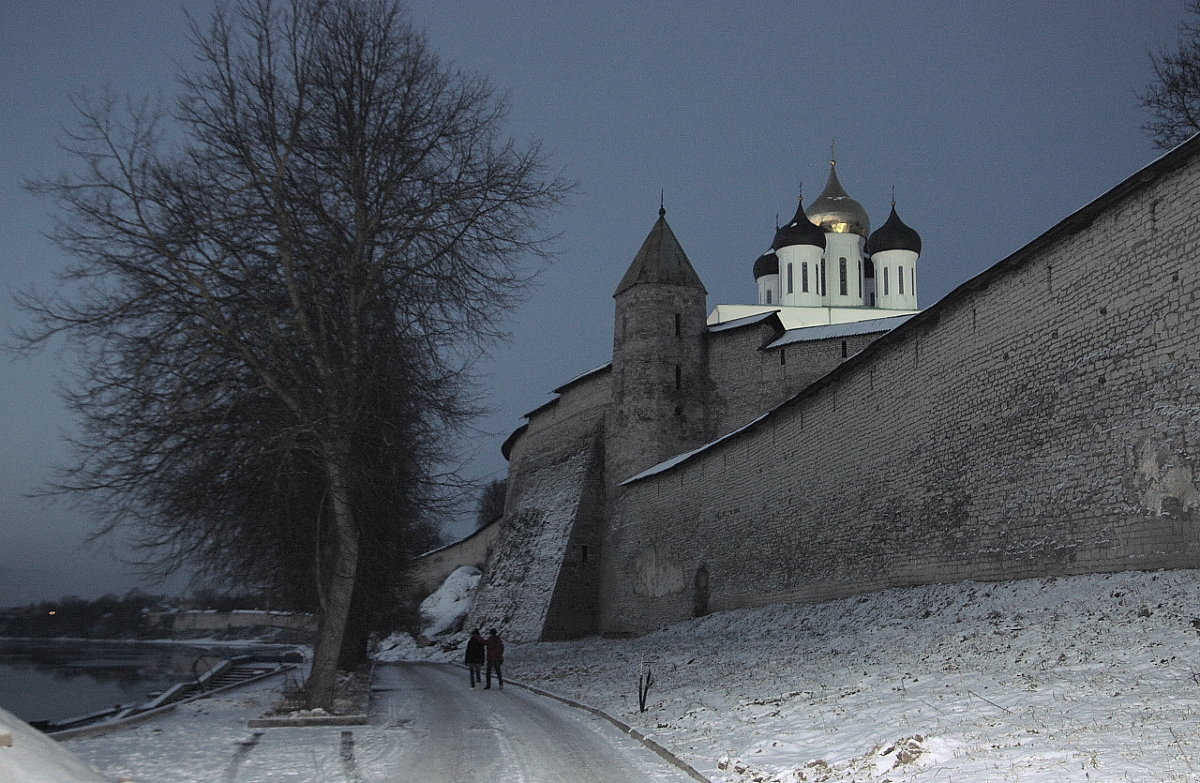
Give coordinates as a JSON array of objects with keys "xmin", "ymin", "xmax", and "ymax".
[
  {"xmin": 614, "ymin": 206, "xmax": 706, "ymax": 296},
  {"xmin": 806, "ymin": 161, "xmax": 870, "ymax": 238}
]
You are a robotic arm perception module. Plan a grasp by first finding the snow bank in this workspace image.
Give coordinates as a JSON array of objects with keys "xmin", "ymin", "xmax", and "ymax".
[
  {"xmin": 418, "ymin": 565, "xmax": 481, "ymax": 637},
  {"xmin": 0, "ymin": 706, "xmax": 113, "ymax": 782}
]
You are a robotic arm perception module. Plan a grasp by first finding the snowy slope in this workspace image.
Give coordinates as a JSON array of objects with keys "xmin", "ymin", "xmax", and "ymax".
[
  {"xmin": 419, "ymin": 565, "xmax": 481, "ymax": 636},
  {"xmin": 404, "ymin": 569, "xmax": 1200, "ymax": 782}
]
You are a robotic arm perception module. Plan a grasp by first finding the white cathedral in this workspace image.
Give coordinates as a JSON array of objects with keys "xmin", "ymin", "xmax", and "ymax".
[{"xmin": 708, "ymin": 158, "xmax": 922, "ymax": 329}]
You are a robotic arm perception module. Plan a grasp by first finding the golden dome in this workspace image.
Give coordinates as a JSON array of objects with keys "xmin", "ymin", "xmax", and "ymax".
[{"xmin": 805, "ymin": 162, "xmax": 870, "ymax": 238}]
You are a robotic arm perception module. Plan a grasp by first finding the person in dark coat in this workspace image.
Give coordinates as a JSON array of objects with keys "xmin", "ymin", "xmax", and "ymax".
[
  {"xmin": 464, "ymin": 629, "xmax": 485, "ymax": 688},
  {"xmin": 484, "ymin": 628, "xmax": 504, "ymax": 689}
]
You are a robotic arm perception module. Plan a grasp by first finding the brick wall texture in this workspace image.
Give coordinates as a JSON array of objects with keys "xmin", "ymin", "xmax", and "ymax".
[{"xmin": 600, "ymin": 143, "xmax": 1200, "ymax": 635}]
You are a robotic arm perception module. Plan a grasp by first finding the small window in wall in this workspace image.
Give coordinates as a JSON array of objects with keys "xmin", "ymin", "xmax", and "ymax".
[
  {"xmin": 787, "ymin": 263, "xmax": 794, "ymax": 294},
  {"xmin": 674, "ymin": 312, "xmax": 681, "ymax": 335},
  {"xmin": 898, "ymin": 265, "xmax": 905, "ymax": 295},
  {"xmin": 839, "ymin": 257, "xmax": 848, "ymax": 296},
  {"xmin": 802, "ymin": 262, "xmax": 809, "ymax": 293},
  {"xmin": 820, "ymin": 260, "xmax": 827, "ymax": 296},
  {"xmin": 675, "ymin": 364, "xmax": 681, "ymax": 389},
  {"xmin": 580, "ymin": 545, "xmax": 588, "ymax": 564},
  {"xmin": 780, "ymin": 348, "xmax": 786, "ymax": 366},
  {"xmin": 883, "ymin": 267, "xmax": 889, "ymax": 296},
  {"xmin": 858, "ymin": 260, "xmax": 863, "ymax": 298},
  {"xmin": 765, "ymin": 289, "xmax": 772, "ymax": 304},
  {"xmin": 841, "ymin": 340, "xmax": 848, "ymax": 358}
]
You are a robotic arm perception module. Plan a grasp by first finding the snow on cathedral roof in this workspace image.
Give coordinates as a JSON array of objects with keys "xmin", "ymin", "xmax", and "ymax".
[{"xmin": 766, "ymin": 314, "xmax": 915, "ymax": 348}]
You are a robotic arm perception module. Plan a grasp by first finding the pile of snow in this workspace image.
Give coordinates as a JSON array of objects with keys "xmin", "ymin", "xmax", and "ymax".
[
  {"xmin": 403, "ymin": 569, "xmax": 1200, "ymax": 783},
  {"xmin": 0, "ymin": 706, "xmax": 113, "ymax": 782},
  {"xmin": 418, "ymin": 565, "xmax": 480, "ymax": 637},
  {"xmin": 374, "ymin": 628, "xmax": 466, "ymax": 663}
]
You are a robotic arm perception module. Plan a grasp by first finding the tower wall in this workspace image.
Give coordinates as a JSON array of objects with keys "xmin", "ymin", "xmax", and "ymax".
[
  {"xmin": 777, "ymin": 244, "xmax": 823, "ymax": 306},
  {"xmin": 607, "ymin": 282, "xmax": 713, "ymax": 485},
  {"xmin": 599, "ymin": 140, "xmax": 1200, "ymax": 635},
  {"xmin": 874, "ymin": 247, "xmax": 919, "ymax": 310}
]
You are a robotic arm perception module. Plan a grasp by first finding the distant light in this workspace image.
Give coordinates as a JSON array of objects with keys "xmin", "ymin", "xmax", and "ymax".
[{"xmin": 48, "ymin": 611, "xmax": 57, "ymax": 615}]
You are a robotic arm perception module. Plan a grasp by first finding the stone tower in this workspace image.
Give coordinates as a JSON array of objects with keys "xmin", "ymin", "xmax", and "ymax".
[{"xmin": 607, "ymin": 205, "xmax": 713, "ymax": 487}]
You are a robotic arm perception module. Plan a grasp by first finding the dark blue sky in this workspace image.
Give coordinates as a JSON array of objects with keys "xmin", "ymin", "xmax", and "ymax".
[{"xmin": 0, "ymin": 0, "xmax": 1183, "ymax": 603}]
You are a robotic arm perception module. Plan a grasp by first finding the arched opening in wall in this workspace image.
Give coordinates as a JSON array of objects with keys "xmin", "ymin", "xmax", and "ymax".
[{"xmin": 692, "ymin": 563, "xmax": 710, "ymax": 617}]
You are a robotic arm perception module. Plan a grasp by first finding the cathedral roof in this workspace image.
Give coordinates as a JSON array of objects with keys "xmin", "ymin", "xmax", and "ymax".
[
  {"xmin": 772, "ymin": 197, "xmax": 826, "ymax": 250},
  {"xmin": 867, "ymin": 203, "xmax": 922, "ymax": 255},
  {"xmin": 752, "ymin": 249, "xmax": 779, "ymax": 279},
  {"xmin": 614, "ymin": 206, "xmax": 706, "ymax": 296},
  {"xmin": 806, "ymin": 162, "xmax": 870, "ymax": 238}
]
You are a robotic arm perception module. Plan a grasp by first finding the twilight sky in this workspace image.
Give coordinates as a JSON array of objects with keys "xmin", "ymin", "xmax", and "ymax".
[{"xmin": 0, "ymin": 0, "xmax": 1185, "ymax": 605}]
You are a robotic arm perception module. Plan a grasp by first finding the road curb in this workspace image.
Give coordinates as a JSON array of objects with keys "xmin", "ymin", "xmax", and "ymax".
[{"xmin": 505, "ymin": 677, "xmax": 714, "ymax": 783}]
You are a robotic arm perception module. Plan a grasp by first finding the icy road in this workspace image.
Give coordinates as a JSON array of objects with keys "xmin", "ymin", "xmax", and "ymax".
[
  {"xmin": 65, "ymin": 662, "xmax": 701, "ymax": 783},
  {"xmin": 365, "ymin": 663, "xmax": 699, "ymax": 782}
]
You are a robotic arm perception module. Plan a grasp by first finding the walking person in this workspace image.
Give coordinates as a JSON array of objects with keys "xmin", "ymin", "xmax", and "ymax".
[
  {"xmin": 484, "ymin": 628, "xmax": 504, "ymax": 689},
  {"xmin": 465, "ymin": 628, "xmax": 485, "ymax": 688}
]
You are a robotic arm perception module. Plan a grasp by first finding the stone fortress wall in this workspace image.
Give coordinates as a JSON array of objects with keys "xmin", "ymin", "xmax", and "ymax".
[{"xmin": 600, "ymin": 139, "xmax": 1200, "ymax": 635}]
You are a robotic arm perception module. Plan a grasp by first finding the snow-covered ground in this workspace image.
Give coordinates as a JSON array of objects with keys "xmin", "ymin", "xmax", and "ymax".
[
  {"xmin": 7, "ymin": 568, "xmax": 1197, "ymax": 782},
  {"xmin": 382, "ymin": 569, "xmax": 1200, "ymax": 782}
]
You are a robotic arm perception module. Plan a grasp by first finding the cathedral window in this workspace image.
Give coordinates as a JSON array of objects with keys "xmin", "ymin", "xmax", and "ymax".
[
  {"xmin": 841, "ymin": 340, "xmax": 848, "ymax": 358},
  {"xmin": 787, "ymin": 263, "xmax": 794, "ymax": 294},
  {"xmin": 883, "ymin": 267, "xmax": 889, "ymax": 296},
  {"xmin": 802, "ymin": 262, "xmax": 809, "ymax": 293},
  {"xmin": 674, "ymin": 312, "xmax": 681, "ymax": 336},
  {"xmin": 820, "ymin": 260, "xmax": 827, "ymax": 296},
  {"xmin": 839, "ymin": 257, "xmax": 848, "ymax": 296},
  {"xmin": 898, "ymin": 266, "xmax": 905, "ymax": 295},
  {"xmin": 858, "ymin": 260, "xmax": 863, "ymax": 298},
  {"xmin": 780, "ymin": 348, "xmax": 786, "ymax": 366},
  {"xmin": 765, "ymin": 289, "xmax": 772, "ymax": 304}
]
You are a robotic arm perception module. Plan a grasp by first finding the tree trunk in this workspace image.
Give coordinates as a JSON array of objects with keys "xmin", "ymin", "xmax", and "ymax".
[{"xmin": 306, "ymin": 444, "xmax": 359, "ymax": 709}]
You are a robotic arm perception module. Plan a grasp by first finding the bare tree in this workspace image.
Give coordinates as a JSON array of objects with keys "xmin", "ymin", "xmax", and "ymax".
[
  {"xmin": 1140, "ymin": 0, "xmax": 1200, "ymax": 149},
  {"xmin": 19, "ymin": 0, "xmax": 567, "ymax": 708}
]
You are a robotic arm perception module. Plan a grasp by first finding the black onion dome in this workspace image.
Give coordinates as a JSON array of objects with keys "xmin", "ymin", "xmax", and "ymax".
[
  {"xmin": 772, "ymin": 198, "xmax": 827, "ymax": 249},
  {"xmin": 752, "ymin": 249, "xmax": 779, "ymax": 279},
  {"xmin": 867, "ymin": 204, "xmax": 922, "ymax": 255}
]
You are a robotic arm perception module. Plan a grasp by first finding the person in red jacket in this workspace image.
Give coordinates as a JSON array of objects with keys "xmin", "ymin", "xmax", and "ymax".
[
  {"xmin": 483, "ymin": 628, "xmax": 504, "ymax": 689},
  {"xmin": 464, "ymin": 629, "xmax": 485, "ymax": 688}
]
